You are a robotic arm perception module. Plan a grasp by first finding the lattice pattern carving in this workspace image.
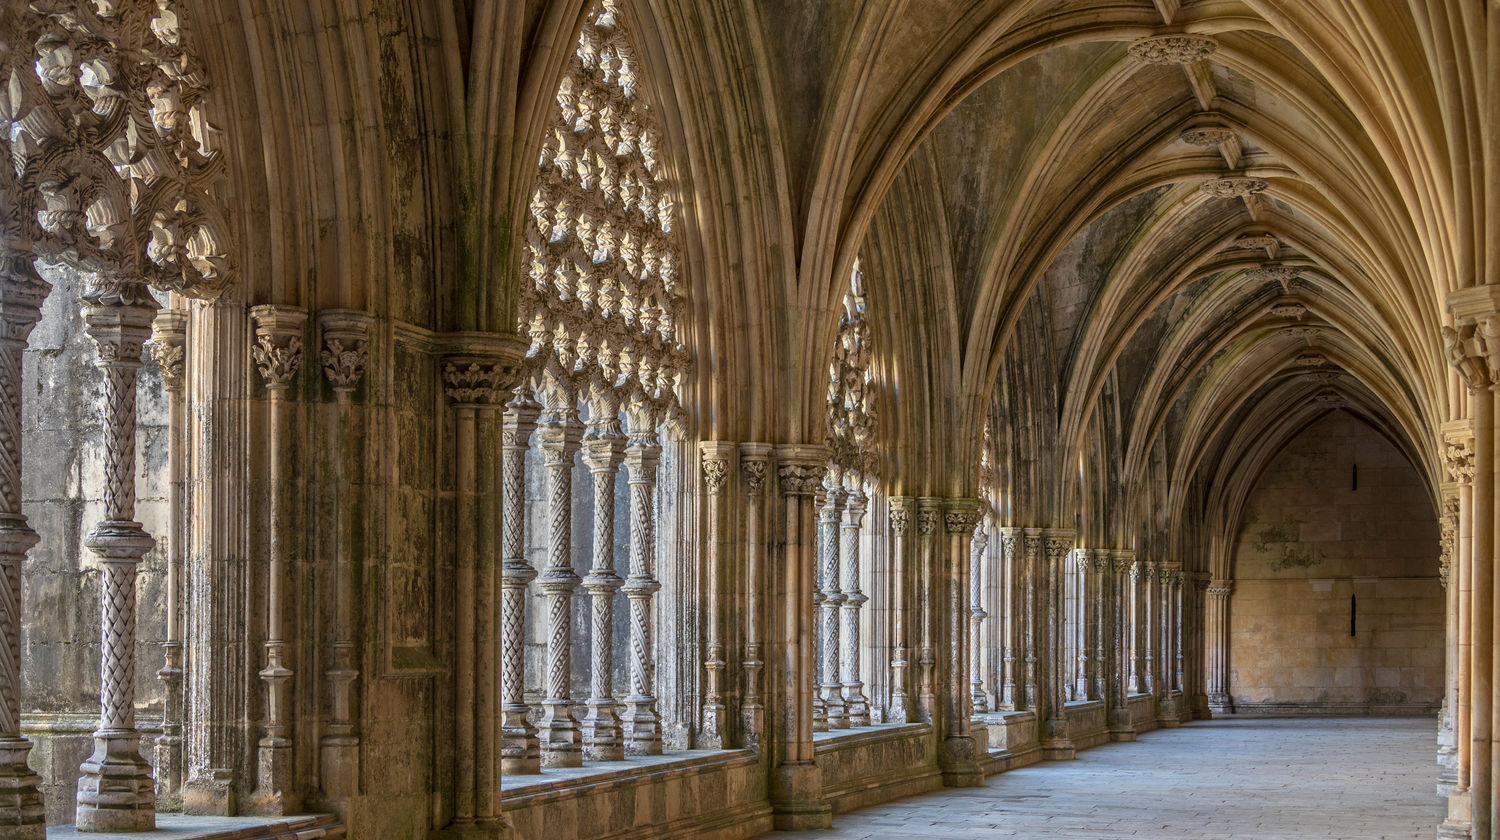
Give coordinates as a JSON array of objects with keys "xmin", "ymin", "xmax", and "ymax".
[
  {"xmin": 524, "ymin": 0, "xmax": 685, "ymax": 417},
  {"xmin": 827, "ymin": 263, "xmax": 877, "ymax": 479}
]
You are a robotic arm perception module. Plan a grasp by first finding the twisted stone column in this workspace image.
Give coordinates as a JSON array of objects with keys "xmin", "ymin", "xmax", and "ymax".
[
  {"xmin": 969, "ymin": 524, "xmax": 988, "ymax": 714},
  {"xmin": 699, "ymin": 443, "xmax": 733, "ymax": 748},
  {"xmin": 250, "ymin": 305, "xmax": 307, "ymax": 813},
  {"xmin": 500, "ymin": 392, "xmax": 541, "ymax": 773},
  {"xmin": 581, "ymin": 386, "xmax": 626, "ymax": 760},
  {"xmin": 1041, "ymin": 530, "xmax": 1075, "ymax": 760},
  {"xmin": 841, "ymin": 483, "xmax": 871, "ymax": 726},
  {"xmin": 149, "ymin": 308, "xmax": 186, "ymax": 810},
  {"xmin": 75, "ymin": 275, "xmax": 158, "ymax": 831},
  {"xmin": 769, "ymin": 447, "xmax": 831, "ymax": 830},
  {"xmin": 739, "ymin": 445, "xmax": 772, "ymax": 745},
  {"xmin": 887, "ymin": 498, "xmax": 913, "ymax": 723},
  {"xmin": 817, "ymin": 470, "xmax": 847, "ymax": 729},
  {"xmin": 0, "ymin": 257, "xmax": 49, "ymax": 838},
  {"xmin": 536, "ymin": 372, "xmax": 583, "ymax": 768},
  {"xmin": 317, "ymin": 309, "xmax": 371, "ymax": 800},
  {"xmin": 621, "ymin": 400, "xmax": 663, "ymax": 755}
]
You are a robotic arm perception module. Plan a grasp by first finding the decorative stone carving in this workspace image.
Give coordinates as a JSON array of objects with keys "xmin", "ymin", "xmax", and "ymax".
[
  {"xmin": 739, "ymin": 445, "xmax": 771, "ymax": 745},
  {"xmin": 582, "ymin": 396, "xmax": 627, "ymax": 760},
  {"xmin": 621, "ymin": 396, "xmax": 664, "ymax": 756},
  {"xmin": 524, "ymin": 0, "xmax": 685, "ymax": 419},
  {"xmin": 1231, "ymin": 233, "xmax": 1279, "ymax": 251},
  {"xmin": 1249, "ymin": 264, "xmax": 1303, "ymax": 288},
  {"xmin": 443, "ymin": 360, "xmax": 517, "ymax": 405},
  {"xmin": 1269, "ymin": 300, "xmax": 1307, "ymax": 319},
  {"xmin": 1128, "ymin": 33, "xmax": 1219, "ymax": 64},
  {"xmin": 1443, "ymin": 320, "xmax": 1499, "ymax": 390},
  {"xmin": 840, "ymin": 486, "xmax": 871, "ymax": 725},
  {"xmin": 1181, "ymin": 125, "xmax": 1236, "ymax": 147},
  {"xmin": 1200, "ymin": 177, "xmax": 1269, "ymax": 199},
  {"xmin": 148, "ymin": 308, "xmax": 187, "ymax": 806},
  {"xmin": 828, "ymin": 263, "xmax": 878, "ymax": 480},
  {"xmin": 1295, "ymin": 353, "xmax": 1329, "ymax": 367},
  {"xmin": 149, "ymin": 336, "xmax": 186, "ymax": 392},
  {"xmin": 888, "ymin": 499, "xmax": 913, "ymax": 723},
  {"xmin": 318, "ymin": 310, "xmax": 373, "ymax": 394},
  {"xmin": 817, "ymin": 469, "xmax": 847, "ymax": 729},
  {"xmin": 969, "ymin": 524, "xmax": 989, "ymax": 714},
  {"xmin": 500, "ymin": 391, "xmax": 542, "ymax": 773},
  {"xmin": 1313, "ymin": 389, "xmax": 1345, "ymax": 405},
  {"xmin": 249, "ymin": 304, "xmax": 308, "ymax": 813},
  {"xmin": 698, "ymin": 444, "xmax": 732, "ymax": 747},
  {"xmin": 536, "ymin": 372, "xmax": 584, "ymax": 768}
]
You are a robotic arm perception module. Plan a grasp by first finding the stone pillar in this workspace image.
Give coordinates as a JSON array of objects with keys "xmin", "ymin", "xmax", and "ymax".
[
  {"xmin": 887, "ymin": 498, "xmax": 913, "ymax": 723},
  {"xmin": 318, "ymin": 309, "xmax": 371, "ymax": 801},
  {"xmin": 698, "ymin": 442, "xmax": 733, "ymax": 748},
  {"xmin": 818, "ymin": 469, "xmax": 847, "ymax": 729},
  {"xmin": 998, "ymin": 528, "xmax": 1018, "ymax": 710},
  {"xmin": 915, "ymin": 499, "xmax": 943, "ymax": 723},
  {"xmin": 1156, "ymin": 565, "xmax": 1181, "ymax": 727},
  {"xmin": 768, "ymin": 446, "xmax": 831, "ymax": 830},
  {"xmin": 940, "ymin": 502, "xmax": 983, "ymax": 786},
  {"xmin": 1188, "ymin": 571, "xmax": 1212, "ymax": 719},
  {"xmin": 969, "ymin": 523, "xmax": 989, "ymax": 715},
  {"xmin": 621, "ymin": 397, "xmax": 663, "ymax": 755},
  {"xmin": 75, "ymin": 274, "xmax": 158, "ymax": 831},
  {"xmin": 0, "ymin": 257, "xmax": 49, "ymax": 839},
  {"xmin": 841, "ymin": 481, "xmax": 871, "ymax": 726},
  {"xmin": 739, "ymin": 445, "xmax": 772, "ymax": 745},
  {"xmin": 1041, "ymin": 530, "xmax": 1075, "ymax": 760},
  {"xmin": 1080, "ymin": 552, "xmax": 1092, "ymax": 702},
  {"xmin": 1129, "ymin": 560, "xmax": 1146, "ymax": 695},
  {"xmin": 500, "ymin": 392, "xmax": 541, "ymax": 772},
  {"xmin": 1106, "ymin": 552, "xmax": 1135, "ymax": 740},
  {"xmin": 149, "ymin": 308, "xmax": 187, "ymax": 809},
  {"xmin": 1090, "ymin": 550, "xmax": 1107, "ymax": 701},
  {"xmin": 1021, "ymin": 530, "xmax": 1041, "ymax": 714},
  {"xmin": 249, "ymin": 305, "xmax": 307, "ymax": 813},
  {"xmin": 1143, "ymin": 559, "xmax": 1158, "ymax": 697},
  {"xmin": 536, "ymin": 369, "xmax": 583, "ymax": 768},
  {"xmin": 581, "ymin": 384, "xmax": 626, "ymax": 760},
  {"xmin": 1205, "ymin": 579, "xmax": 1233, "ymax": 713},
  {"xmin": 442, "ymin": 355, "xmax": 517, "ymax": 831}
]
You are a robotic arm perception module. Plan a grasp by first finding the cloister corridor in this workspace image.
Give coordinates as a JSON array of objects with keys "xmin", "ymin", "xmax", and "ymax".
[{"xmin": 772, "ymin": 719, "xmax": 1445, "ymax": 840}]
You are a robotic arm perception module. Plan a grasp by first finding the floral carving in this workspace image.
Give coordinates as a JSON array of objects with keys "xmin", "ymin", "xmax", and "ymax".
[
  {"xmin": 1128, "ymin": 34, "xmax": 1219, "ymax": 64},
  {"xmin": 1200, "ymin": 177, "xmax": 1269, "ymax": 199},
  {"xmin": 1230, "ymin": 233, "xmax": 1279, "ymax": 251},
  {"xmin": 1180, "ymin": 125, "xmax": 1236, "ymax": 147}
]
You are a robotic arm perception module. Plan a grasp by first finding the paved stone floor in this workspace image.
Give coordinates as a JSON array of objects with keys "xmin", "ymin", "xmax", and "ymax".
[{"xmin": 775, "ymin": 718, "xmax": 1446, "ymax": 839}]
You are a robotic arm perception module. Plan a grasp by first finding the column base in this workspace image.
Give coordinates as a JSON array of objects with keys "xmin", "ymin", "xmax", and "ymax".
[
  {"xmin": 538, "ymin": 714, "xmax": 583, "ymax": 769},
  {"xmin": 1042, "ymin": 716, "xmax": 1074, "ymax": 760},
  {"xmin": 436, "ymin": 820, "xmax": 512, "ymax": 840},
  {"xmin": 697, "ymin": 703, "xmax": 727, "ymax": 750},
  {"xmin": 247, "ymin": 741, "xmax": 298, "ymax": 815},
  {"xmin": 1155, "ymin": 697, "xmax": 1181, "ymax": 727},
  {"xmin": 181, "ymin": 767, "xmax": 235, "ymax": 817},
  {"xmin": 152, "ymin": 734, "xmax": 183, "ymax": 811},
  {"xmin": 319, "ymin": 734, "xmax": 360, "ymax": 801},
  {"xmin": 500, "ymin": 713, "xmax": 541, "ymax": 775},
  {"xmin": 770, "ymin": 761, "xmax": 831, "ymax": 830},
  {"xmin": 76, "ymin": 734, "xmax": 155, "ymax": 831},
  {"xmin": 1108, "ymin": 707, "xmax": 1136, "ymax": 741},
  {"xmin": 582, "ymin": 705, "xmax": 625, "ymax": 761},
  {"xmin": 0, "ymin": 738, "xmax": 45, "ymax": 840},
  {"xmin": 740, "ymin": 704, "xmax": 763, "ymax": 749},
  {"xmin": 844, "ymin": 693, "xmax": 871, "ymax": 727},
  {"xmin": 939, "ymin": 736, "xmax": 984, "ymax": 787},
  {"xmin": 1439, "ymin": 789, "xmax": 1472, "ymax": 839}
]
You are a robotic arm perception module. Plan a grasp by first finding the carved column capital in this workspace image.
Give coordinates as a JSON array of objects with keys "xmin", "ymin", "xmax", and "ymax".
[
  {"xmin": 317, "ymin": 309, "xmax": 373, "ymax": 394},
  {"xmin": 943, "ymin": 499, "xmax": 981, "ymax": 534},
  {"xmin": 888, "ymin": 497, "xmax": 913, "ymax": 536},
  {"xmin": 149, "ymin": 309, "xmax": 188, "ymax": 392},
  {"xmin": 250, "ymin": 305, "xmax": 308, "ymax": 391},
  {"xmin": 773, "ymin": 445, "xmax": 830, "ymax": 496},
  {"xmin": 700, "ymin": 442, "xmax": 735, "ymax": 495},
  {"xmin": 738, "ymin": 443, "xmax": 772, "ymax": 496},
  {"xmin": 0, "ymin": 255, "xmax": 51, "ymax": 344},
  {"xmin": 443, "ymin": 357, "xmax": 522, "ymax": 406}
]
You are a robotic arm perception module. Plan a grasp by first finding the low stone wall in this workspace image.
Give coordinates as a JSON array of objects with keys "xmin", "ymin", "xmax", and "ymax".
[
  {"xmin": 24, "ymin": 714, "xmax": 159, "ymax": 825},
  {"xmin": 502, "ymin": 750, "xmax": 771, "ymax": 840},
  {"xmin": 976, "ymin": 710, "xmax": 1041, "ymax": 773},
  {"xmin": 1129, "ymin": 693, "xmax": 1159, "ymax": 733},
  {"xmin": 1064, "ymin": 700, "xmax": 1108, "ymax": 749},
  {"xmin": 815, "ymin": 723, "xmax": 941, "ymax": 813}
]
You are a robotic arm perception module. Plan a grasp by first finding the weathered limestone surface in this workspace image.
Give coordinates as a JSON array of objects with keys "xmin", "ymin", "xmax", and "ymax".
[{"xmin": 1228, "ymin": 411, "xmax": 1442, "ymax": 713}]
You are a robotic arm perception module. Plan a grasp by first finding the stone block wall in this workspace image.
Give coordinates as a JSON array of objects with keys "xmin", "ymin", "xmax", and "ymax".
[{"xmin": 1228, "ymin": 410, "xmax": 1441, "ymax": 713}]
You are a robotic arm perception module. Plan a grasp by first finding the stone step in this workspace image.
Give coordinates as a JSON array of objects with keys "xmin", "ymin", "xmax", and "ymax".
[{"xmin": 47, "ymin": 813, "xmax": 346, "ymax": 840}]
